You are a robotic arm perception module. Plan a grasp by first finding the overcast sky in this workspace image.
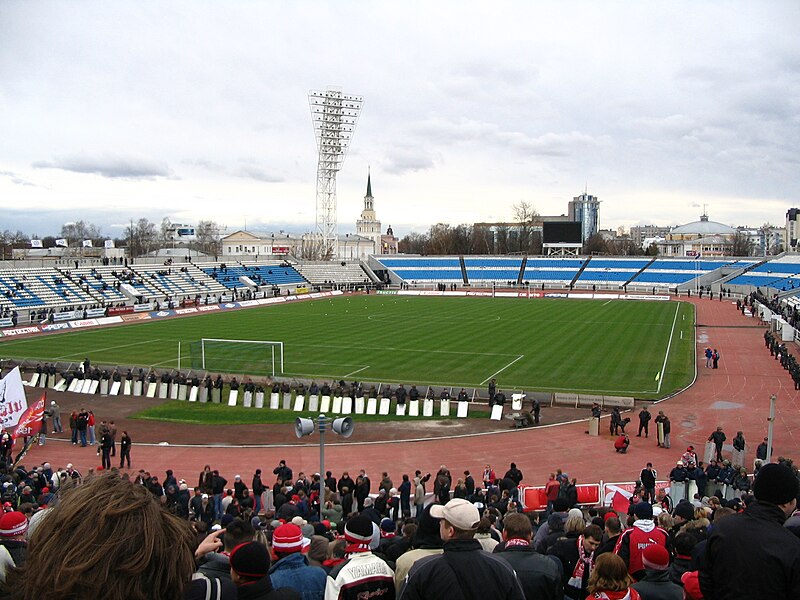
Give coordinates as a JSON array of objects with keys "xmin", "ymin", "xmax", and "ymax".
[{"xmin": 1, "ymin": 1, "xmax": 799, "ymax": 239}]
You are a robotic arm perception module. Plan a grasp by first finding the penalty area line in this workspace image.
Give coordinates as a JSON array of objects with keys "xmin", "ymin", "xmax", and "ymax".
[{"xmin": 480, "ymin": 355, "xmax": 525, "ymax": 385}]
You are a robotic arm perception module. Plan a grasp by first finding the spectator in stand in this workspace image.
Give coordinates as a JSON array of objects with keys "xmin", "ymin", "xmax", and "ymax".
[
  {"xmin": 699, "ymin": 462, "xmax": 800, "ymax": 599},
  {"xmin": 399, "ymin": 498, "xmax": 524, "ymax": 600},
  {"xmin": 493, "ymin": 512, "xmax": 563, "ymax": 600},
  {"xmin": 545, "ymin": 473, "xmax": 561, "ymax": 513},
  {"xmin": 326, "ymin": 514, "xmax": 395, "ymax": 600},
  {"xmin": 631, "ymin": 544, "xmax": 683, "ymax": 600},
  {"xmin": 228, "ymin": 541, "xmax": 299, "ymax": 600},
  {"xmin": 269, "ymin": 523, "xmax": 326, "ymax": 599},
  {"xmin": 394, "ymin": 505, "xmax": 444, "ymax": 592},
  {"xmin": 613, "ymin": 502, "xmax": 670, "ymax": 581},
  {"xmin": 548, "ymin": 523, "xmax": 603, "ymax": 600},
  {"xmin": 4, "ymin": 472, "xmax": 194, "ymax": 599},
  {"xmin": 197, "ymin": 518, "xmax": 255, "ymax": 582},
  {"xmin": 586, "ymin": 553, "xmax": 641, "ymax": 600}
]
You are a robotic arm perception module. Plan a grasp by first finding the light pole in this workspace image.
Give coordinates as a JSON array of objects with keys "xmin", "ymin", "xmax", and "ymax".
[
  {"xmin": 295, "ymin": 414, "xmax": 354, "ymax": 522},
  {"xmin": 766, "ymin": 394, "xmax": 776, "ymax": 463}
]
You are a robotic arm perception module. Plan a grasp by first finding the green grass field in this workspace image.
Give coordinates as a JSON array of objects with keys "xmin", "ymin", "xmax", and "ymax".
[{"xmin": 0, "ymin": 295, "xmax": 694, "ymax": 399}]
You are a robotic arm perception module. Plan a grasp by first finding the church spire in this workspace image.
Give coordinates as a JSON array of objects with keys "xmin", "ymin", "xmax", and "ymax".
[{"xmin": 366, "ymin": 167, "xmax": 372, "ymax": 199}]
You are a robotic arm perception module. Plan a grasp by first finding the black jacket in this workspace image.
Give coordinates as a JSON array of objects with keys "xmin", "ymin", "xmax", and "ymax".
[
  {"xmin": 400, "ymin": 539, "xmax": 524, "ymax": 600},
  {"xmin": 494, "ymin": 543, "xmax": 563, "ymax": 600},
  {"xmin": 235, "ymin": 576, "xmax": 300, "ymax": 600},
  {"xmin": 699, "ymin": 501, "xmax": 800, "ymax": 599}
]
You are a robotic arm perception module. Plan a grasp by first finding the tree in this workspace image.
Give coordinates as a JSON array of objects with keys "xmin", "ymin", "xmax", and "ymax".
[
  {"xmin": 398, "ymin": 232, "xmax": 427, "ymax": 255},
  {"xmin": 60, "ymin": 221, "xmax": 101, "ymax": 245},
  {"xmin": 160, "ymin": 217, "xmax": 173, "ymax": 244},
  {"xmin": 731, "ymin": 230, "xmax": 755, "ymax": 257},
  {"xmin": 125, "ymin": 218, "xmax": 158, "ymax": 257},
  {"xmin": 470, "ymin": 225, "xmax": 494, "ymax": 254},
  {"xmin": 583, "ymin": 233, "xmax": 609, "ymax": 255},
  {"xmin": 512, "ymin": 201, "xmax": 539, "ymax": 254},
  {"xmin": 194, "ymin": 220, "xmax": 222, "ymax": 257}
]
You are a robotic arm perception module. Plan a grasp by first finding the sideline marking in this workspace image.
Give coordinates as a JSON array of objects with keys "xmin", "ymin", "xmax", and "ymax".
[
  {"xmin": 344, "ymin": 365, "xmax": 370, "ymax": 378},
  {"xmin": 481, "ymin": 355, "xmax": 525, "ymax": 385},
  {"xmin": 657, "ymin": 303, "xmax": 681, "ymax": 394},
  {"xmin": 53, "ymin": 339, "xmax": 161, "ymax": 360}
]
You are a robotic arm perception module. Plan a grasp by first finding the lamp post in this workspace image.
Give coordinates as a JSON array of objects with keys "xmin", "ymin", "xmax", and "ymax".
[
  {"xmin": 295, "ymin": 414, "xmax": 354, "ymax": 522},
  {"xmin": 766, "ymin": 394, "xmax": 776, "ymax": 463}
]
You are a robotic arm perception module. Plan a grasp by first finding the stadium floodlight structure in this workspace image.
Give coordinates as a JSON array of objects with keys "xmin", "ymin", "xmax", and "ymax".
[{"xmin": 309, "ymin": 87, "xmax": 363, "ymax": 260}]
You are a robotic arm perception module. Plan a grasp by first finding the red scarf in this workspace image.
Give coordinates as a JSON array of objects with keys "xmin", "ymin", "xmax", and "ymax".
[{"xmin": 568, "ymin": 535, "xmax": 593, "ymax": 589}]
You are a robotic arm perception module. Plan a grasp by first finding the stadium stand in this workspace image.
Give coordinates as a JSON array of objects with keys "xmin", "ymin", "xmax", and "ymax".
[
  {"xmin": 133, "ymin": 264, "xmax": 228, "ymax": 298},
  {"xmin": 295, "ymin": 261, "xmax": 373, "ymax": 285},
  {"xmin": 200, "ymin": 263, "xmax": 307, "ymax": 289},
  {"xmin": 0, "ymin": 268, "xmax": 96, "ymax": 310},
  {"xmin": 522, "ymin": 258, "xmax": 586, "ymax": 284},
  {"xmin": 629, "ymin": 258, "xmax": 739, "ymax": 287},
  {"xmin": 576, "ymin": 258, "xmax": 652, "ymax": 285},
  {"xmin": 377, "ymin": 256, "xmax": 463, "ymax": 282},
  {"xmin": 463, "ymin": 256, "xmax": 524, "ymax": 283},
  {"xmin": 728, "ymin": 256, "xmax": 800, "ymax": 291}
]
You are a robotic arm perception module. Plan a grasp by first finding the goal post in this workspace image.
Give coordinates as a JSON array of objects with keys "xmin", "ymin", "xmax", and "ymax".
[{"xmin": 190, "ymin": 339, "xmax": 284, "ymax": 377}]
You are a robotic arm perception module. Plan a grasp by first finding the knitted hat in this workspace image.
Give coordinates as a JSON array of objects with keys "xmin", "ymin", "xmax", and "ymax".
[
  {"xmin": 272, "ymin": 523, "xmax": 304, "ymax": 554},
  {"xmin": 229, "ymin": 541, "xmax": 270, "ymax": 579},
  {"xmin": 344, "ymin": 514, "xmax": 374, "ymax": 544},
  {"xmin": 380, "ymin": 518, "xmax": 396, "ymax": 532},
  {"xmin": 673, "ymin": 501, "xmax": 695, "ymax": 522},
  {"xmin": 753, "ymin": 463, "xmax": 800, "ymax": 505},
  {"xmin": 301, "ymin": 524, "xmax": 315, "ymax": 539},
  {"xmin": 633, "ymin": 502, "xmax": 653, "ymax": 520},
  {"xmin": 0, "ymin": 512, "xmax": 28, "ymax": 537},
  {"xmin": 642, "ymin": 543, "xmax": 670, "ymax": 570}
]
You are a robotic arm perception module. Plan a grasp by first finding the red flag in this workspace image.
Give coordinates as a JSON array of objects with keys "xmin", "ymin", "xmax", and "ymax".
[
  {"xmin": 612, "ymin": 490, "xmax": 630, "ymax": 513},
  {"xmin": 12, "ymin": 393, "xmax": 46, "ymax": 444}
]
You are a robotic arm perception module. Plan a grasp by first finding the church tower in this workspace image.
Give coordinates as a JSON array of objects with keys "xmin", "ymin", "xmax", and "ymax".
[{"xmin": 356, "ymin": 169, "xmax": 382, "ymax": 254}]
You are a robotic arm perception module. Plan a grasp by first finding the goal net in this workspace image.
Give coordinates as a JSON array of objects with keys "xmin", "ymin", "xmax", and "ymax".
[{"xmin": 189, "ymin": 339, "xmax": 284, "ymax": 377}]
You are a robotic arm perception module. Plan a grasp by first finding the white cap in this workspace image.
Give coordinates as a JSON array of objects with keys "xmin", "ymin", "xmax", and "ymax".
[{"xmin": 430, "ymin": 498, "xmax": 480, "ymax": 530}]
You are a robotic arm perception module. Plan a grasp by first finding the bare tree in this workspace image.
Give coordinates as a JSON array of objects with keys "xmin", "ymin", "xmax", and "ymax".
[
  {"xmin": 191, "ymin": 220, "xmax": 223, "ymax": 257},
  {"xmin": 60, "ymin": 221, "xmax": 101, "ymax": 245},
  {"xmin": 160, "ymin": 217, "xmax": 173, "ymax": 244},
  {"xmin": 470, "ymin": 224, "xmax": 494, "ymax": 254},
  {"xmin": 398, "ymin": 232, "xmax": 428, "ymax": 254},
  {"xmin": 125, "ymin": 218, "xmax": 158, "ymax": 257},
  {"xmin": 512, "ymin": 200, "xmax": 539, "ymax": 254}
]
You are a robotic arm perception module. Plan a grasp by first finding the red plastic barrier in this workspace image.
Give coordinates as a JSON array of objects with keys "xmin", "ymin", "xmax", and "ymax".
[{"xmin": 519, "ymin": 483, "xmax": 602, "ymax": 512}]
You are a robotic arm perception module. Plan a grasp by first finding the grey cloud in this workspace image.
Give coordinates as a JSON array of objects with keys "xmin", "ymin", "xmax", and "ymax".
[
  {"xmin": 235, "ymin": 165, "xmax": 284, "ymax": 183},
  {"xmin": 382, "ymin": 150, "xmax": 435, "ymax": 175},
  {"xmin": 0, "ymin": 170, "xmax": 36, "ymax": 187},
  {"xmin": 32, "ymin": 155, "xmax": 171, "ymax": 179}
]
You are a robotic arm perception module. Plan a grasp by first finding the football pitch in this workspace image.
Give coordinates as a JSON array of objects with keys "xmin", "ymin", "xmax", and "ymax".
[{"xmin": 0, "ymin": 295, "xmax": 695, "ymax": 398}]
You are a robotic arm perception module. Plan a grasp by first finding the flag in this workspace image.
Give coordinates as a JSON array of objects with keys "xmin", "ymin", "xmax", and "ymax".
[
  {"xmin": 0, "ymin": 367, "xmax": 28, "ymax": 429},
  {"xmin": 55, "ymin": 238, "xmax": 68, "ymax": 247},
  {"xmin": 11, "ymin": 434, "xmax": 39, "ymax": 469},
  {"xmin": 104, "ymin": 239, "xmax": 115, "ymax": 249},
  {"xmin": 11, "ymin": 393, "xmax": 45, "ymax": 444},
  {"xmin": 82, "ymin": 240, "xmax": 92, "ymax": 248},
  {"xmin": 612, "ymin": 490, "xmax": 631, "ymax": 513},
  {"xmin": 655, "ymin": 371, "xmax": 661, "ymax": 381},
  {"xmin": 30, "ymin": 239, "xmax": 43, "ymax": 248},
  {"xmin": 604, "ymin": 484, "xmax": 634, "ymax": 511}
]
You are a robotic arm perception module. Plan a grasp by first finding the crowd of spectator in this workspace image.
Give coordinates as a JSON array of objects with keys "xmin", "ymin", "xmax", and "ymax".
[{"xmin": 0, "ymin": 449, "xmax": 796, "ymax": 599}]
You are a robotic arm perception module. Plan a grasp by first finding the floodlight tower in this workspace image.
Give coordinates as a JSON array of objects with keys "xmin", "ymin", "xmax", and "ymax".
[{"xmin": 309, "ymin": 87, "xmax": 363, "ymax": 260}]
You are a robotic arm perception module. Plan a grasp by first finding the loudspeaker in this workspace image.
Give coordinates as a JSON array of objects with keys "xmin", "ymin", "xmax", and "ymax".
[
  {"xmin": 295, "ymin": 417, "xmax": 315, "ymax": 438},
  {"xmin": 332, "ymin": 417, "xmax": 354, "ymax": 438}
]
